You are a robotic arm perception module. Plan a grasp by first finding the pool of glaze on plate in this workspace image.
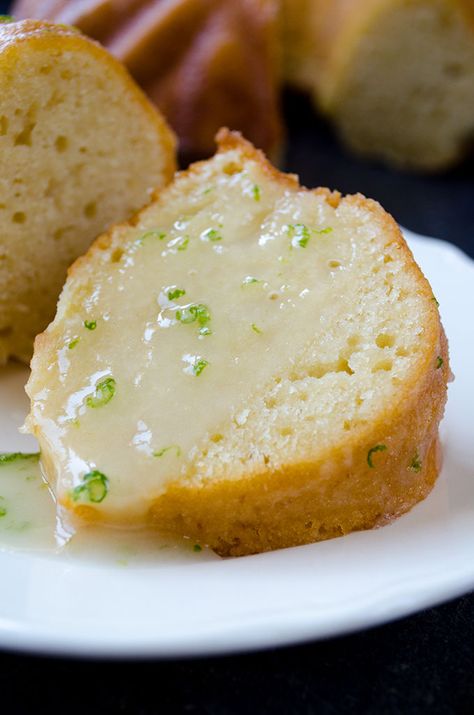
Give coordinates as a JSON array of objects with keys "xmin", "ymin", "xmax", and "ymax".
[{"xmin": 0, "ymin": 460, "xmax": 217, "ymax": 566}]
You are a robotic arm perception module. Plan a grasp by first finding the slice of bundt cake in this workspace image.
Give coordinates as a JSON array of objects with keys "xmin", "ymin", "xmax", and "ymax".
[
  {"xmin": 13, "ymin": 0, "xmax": 283, "ymax": 161},
  {"xmin": 25, "ymin": 130, "xmax": 449, "ymax": 556},
  {"xmin": 0, "ymin": 19, "xmax": 176, "ymax": 364},
  {"xmin": 281, "ymin": 0, "xmax": 474, "ymax": 170}
]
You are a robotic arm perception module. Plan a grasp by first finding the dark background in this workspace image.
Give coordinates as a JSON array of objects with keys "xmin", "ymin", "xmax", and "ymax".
[{"xmin": 1, "ymin": 5, "xmax": 474, "ymax": 714}]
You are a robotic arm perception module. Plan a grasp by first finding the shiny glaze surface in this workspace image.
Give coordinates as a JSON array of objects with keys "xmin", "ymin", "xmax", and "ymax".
[{"xmin": 27, "ymin": 151, "xmax": 376, "ymax": 522}]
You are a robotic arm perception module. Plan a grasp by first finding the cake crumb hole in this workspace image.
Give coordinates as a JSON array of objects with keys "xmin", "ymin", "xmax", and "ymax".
[
  {"xmin": 373, "ymin": 359, "xmax": 393, "ymax": 372},
  {"xmin": 396, "ymin": 347, "xmax": 409, "ymax": 357},
  {"xmin": 223, "ymin": 162, "xmax": 242, "ymax": 175},
  {"xmin": 376, "ymin": 333, "xmax": 395, "ymax": 349},
  {"xmin": 84, "ymin": 201, "xmax": 97, "ymax": 219},
  {"xmin": 12, "ymin": 211, "xmax": 26, "ymax": 224},
  {"xmin": 14, "ymin": 122, "xmax": 35, "ymax": 146},
  {"xmin": 55, "ymin": 135, "xmax": 68, "ymax": 153},
  {"xmin": 111, "ymin": 248, "xmax": 124, "ymax": 263}
]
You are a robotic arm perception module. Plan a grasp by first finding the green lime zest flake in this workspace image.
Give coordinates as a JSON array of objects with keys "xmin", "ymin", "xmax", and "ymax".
[
  {"xmin": 251, "ymin": 184, "xmax": 261, "ymax": 201},
  {"xmin": 84, "ymin": 320, "xmax": 97, "ymax": 331},
  {"xmin": 56, "ymin": 23, "xmax": 80, "ymax": 33},
  {"xmin": 193, "ymin": 358, "xmax": 209, "ymax": 376},
  {"xmin": 251, "ymin": 323, "xmax": 263, "ymax": 334},
  {"xmin": 183, "ymin": 354, "xmax": 210, "ymax": 376},
  {"xmin": 86, "ymin": 376, "xmax": 116, "ymax": 408},
  {"xmin": 367, "ymin": 444, "xmax": 387, "ymax": 468},
  {"xmin": 201, "ymin": 228, "xmax": 222, "ymax": 242},
  {"xmin": 176, "ymin": 303, "xmax": 211, "ymax": 335},
  {"xmin": 287, "ymin": 223, "xmax": 311, "ymax": 248},
  {"xmin": 242, "ymin": 276, "xmax": 261, "ymax": 286},
  {"xmin": 409, "ymin": 452, "xmax": 422, "ymax": 473},
  {"xmin": 0, "ymin": 452, "xmax": 40, "ymax": 466},
  {"xmin": 72, "ymin": 470, "xmax": 109, "ymax": 504},
  {"xmin": 68, "ymin": 337, "xmax": 80, "ymax": 350},
  {"xmin": 137, "ymin": 230, "xmax": 166, "ymax": 245},
  {"xmin": 436, "ymin": 356, "xmax": 443, "ymax": 369},
  {"xmin": 0, "ymin": 503, "xmax": 6, "ymax": 518},
  {"xmin": 287, "ymin": 224, "xmax": 332, "ymax": 248},
  {"xmin": 167, "ymin": 286, "xmax": 186, "ymax": 301},
  {"xmin": 432, "ymin": 296, "xmax": 440, "ymax": 307},
  {"xmin": 177, "ymin": 236, "xmax": 190, "ymax": 251},
  {"xmin": 193, "ymin": 544, "xmax": 202, "ymax": 552},
  {"xmin": 153, "ymin": 445, "xmax": 182, "ymax": 458},
  {"xmin": 0, "ymin": 16, "xmax": 14, "ymax": 23},
  {"xmin": 202, "ymin": 187, "xmax": 214, "ymax": 195}
]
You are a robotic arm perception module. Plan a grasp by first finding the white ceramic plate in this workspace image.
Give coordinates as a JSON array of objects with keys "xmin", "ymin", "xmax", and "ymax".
[{"xmin": 0, "ymin": 229, "xmax": 473, "ymax": 658}]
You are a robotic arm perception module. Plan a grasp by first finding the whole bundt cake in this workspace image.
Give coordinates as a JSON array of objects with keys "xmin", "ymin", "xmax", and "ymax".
[{"xmin": 12, "ymin": 0, "xmax": 283, "ymax": 161}]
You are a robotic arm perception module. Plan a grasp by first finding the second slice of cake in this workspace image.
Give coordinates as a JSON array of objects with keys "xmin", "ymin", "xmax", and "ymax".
[{"xmin": 25, "ymin": 131, "xmax": 449, "ymax": 556}]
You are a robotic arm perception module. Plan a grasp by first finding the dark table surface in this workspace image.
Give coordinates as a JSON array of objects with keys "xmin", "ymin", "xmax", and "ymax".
[{"xmin": 2, "ymin": 6, "xmax": 474, "ymax": 714}]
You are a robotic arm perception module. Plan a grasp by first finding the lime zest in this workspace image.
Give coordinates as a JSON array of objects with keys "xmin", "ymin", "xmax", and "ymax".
[
  {"xmin": 86, "ymin": 376, "xmax": 116, "ymax": 408},
  {"xmin": 153, "ymin": 445, "xmax": 182, "ymax": 458},
  {"xmin": 287, "ymin": 223, "xmax": 311, "ymax": 248},
  {"xmin": 201, "ymin": 228, "xmax": 222, "ymax": 242},
  {"xmin": 72, "ymin": 470, "xmax": 109, "ymax": 503},
  {"xmin": 0, "ymin": 452, "xmax": 40, "ymax": 466},
  {"xmin": 409, "ymin": 452, "xmax": 422, "ymax": 473},
  {"xmin": 251, "ymin": 185, "xmax": 261, "ymax": 201},
  {"xmin": 177, "ymin": 236, "xmax": 190, "ymax": 251},
  {"xmin": 242, "ymin": 276, "xmax": 261, "ymax": 286},
  {"xmin": 193, "ymin": 358, "xmax": 209, "ymax": 376},
  {"xmin": 367, "ymin": 444, "xmax": 387, "ymax": 468},
  {"xmin": 137, "ymin": 230, "xmax": 166, "ymax": 245},
  {"xmin": 167, "ymin": 287, "xmax": 186, "ymax": 301},
  {"xmin": 176, "ymin": 303, "xmax": 211, "ymax": 335}
]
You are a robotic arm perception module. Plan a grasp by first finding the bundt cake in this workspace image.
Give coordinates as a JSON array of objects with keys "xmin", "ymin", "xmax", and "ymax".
[
  {"xmin": 25, "ymin": 130, "xmax": 449, "ymax": 556},
  {"xmin": 0, "ymin": 18, "xmax": 176, "ymax": 364},
  {"xmin": 12, "ymin": 0, "xmax": 283, "ymax": 161},
  {"xmin": 13, "ymin": 0, "xmax": 474, "ymax": 170},
  {"xmin": 281, "ymin": 0, "xmax": 474, "ymax": 170}
]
